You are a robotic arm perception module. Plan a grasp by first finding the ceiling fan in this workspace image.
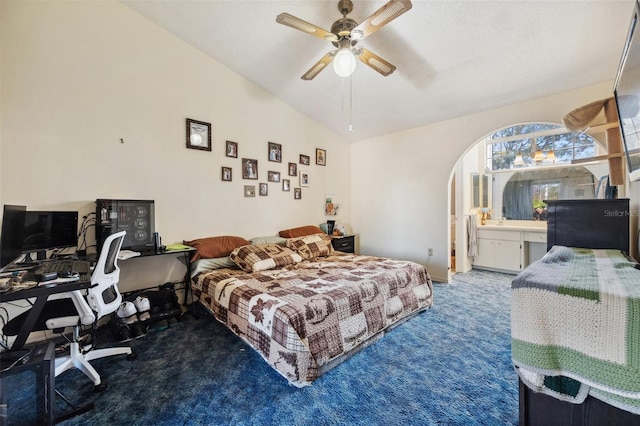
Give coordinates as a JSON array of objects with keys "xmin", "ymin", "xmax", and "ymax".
[{"xmin": 276, "ymin": 0, "xmax": 412, "ymax": 80}]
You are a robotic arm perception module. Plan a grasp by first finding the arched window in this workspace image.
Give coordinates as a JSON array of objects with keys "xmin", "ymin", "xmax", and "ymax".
[{"xmin": 484, "ymin": 123, "xmax": 599, "ymax": 171}]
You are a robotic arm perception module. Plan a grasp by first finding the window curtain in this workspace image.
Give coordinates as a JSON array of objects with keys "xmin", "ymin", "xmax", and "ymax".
[{"xmin": 503, "ymin": 180, "xmax": 533, "ymax": 220}]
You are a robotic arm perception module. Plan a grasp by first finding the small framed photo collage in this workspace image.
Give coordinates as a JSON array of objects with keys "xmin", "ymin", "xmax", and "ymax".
[{"xmin": 185, "ymin": 118, "xmax": 325, "ymax": 200}]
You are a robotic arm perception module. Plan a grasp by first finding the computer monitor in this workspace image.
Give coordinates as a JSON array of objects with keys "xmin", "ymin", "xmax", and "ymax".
[
  {"xmin": 22, "ymin": 211, "xmax": 78, "ymax": 259},
  {"xmin": 0, "ymin": 205, "xmax": 27, "ymax": 267}
]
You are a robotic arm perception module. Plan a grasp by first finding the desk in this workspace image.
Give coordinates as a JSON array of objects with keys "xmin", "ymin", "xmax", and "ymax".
[
  {"xmin": 119, "ymin": 247, "xmax": 196, "ymax": 304},
  {"xmin": 0, "ymin": 276, "xmax": 92, "ymax": 351}
]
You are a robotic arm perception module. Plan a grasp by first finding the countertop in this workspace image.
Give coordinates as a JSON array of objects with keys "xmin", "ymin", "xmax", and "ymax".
[{"xmin": 479, "ymin": 220, "xmax": 547, "ymax": 232}]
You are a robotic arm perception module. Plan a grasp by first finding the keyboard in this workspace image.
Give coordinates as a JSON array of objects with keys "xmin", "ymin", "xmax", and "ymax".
[
  {"xmin": 30, "ymin": 260, "xmax": 92, "ymax": 282},
  {"xmin": 35, "ymin": 260, "xmax": 91, "ymax": 274}
]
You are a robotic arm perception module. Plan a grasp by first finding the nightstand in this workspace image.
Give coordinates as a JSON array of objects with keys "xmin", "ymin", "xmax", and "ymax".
[{"xmin": 331, "ymin": 234, "xmax": 355, "ymax": 254}]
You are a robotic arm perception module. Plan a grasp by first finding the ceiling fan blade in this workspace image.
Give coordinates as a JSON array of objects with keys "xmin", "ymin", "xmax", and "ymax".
[
  {"xmin": 356, "ymin": 48, "xmax": 396, "ymax": 76},
  {"xmin": 301, "ymin": 52, "xmax": 335, "ymax": 80},
  {"xmin": 276, "ymin": 13, "xmax": 338, "ymax": 42},
  {"xmin": 352, "ymin": 0, "xmax": 412, "ymax": 41}
]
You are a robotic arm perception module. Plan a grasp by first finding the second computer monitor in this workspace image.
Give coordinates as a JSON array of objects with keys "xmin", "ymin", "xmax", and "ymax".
[
  {"xmin": 0, "ymin": 205, "xmax": 27, "ymax": 267},
  {"xmin": 23, "ymin": 211, "xmax": 78, "ymax": 257}
]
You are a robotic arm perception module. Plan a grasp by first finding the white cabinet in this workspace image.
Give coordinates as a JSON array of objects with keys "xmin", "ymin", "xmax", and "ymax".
[
  {"xmin": 524, "ymin": 231, "xmax": 547, "ymax": 265},
  {"xmin": 523, "ymin": 231, "xmax": 547, "ymax": 244},
  {"xmin": 473, "ymin": 229, "xmax": 523, "ymax": 273},
  {"xmin": 472, "ymin": 226, "xmax": 548, "ymax": 273}
]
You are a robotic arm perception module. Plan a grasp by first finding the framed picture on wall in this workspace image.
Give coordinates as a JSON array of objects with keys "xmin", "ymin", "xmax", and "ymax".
[
  {"xmin": 299, "ymin": 171, "xmax": 309, "ymax": 187},
  {"xmin": 299, "ymin": 154, "xmax": 310, "ymax": 165},
  {"xmin": 282, "ymin": 179, "xmax": 290, "ymax": 191},
  {"xmin": 316, "ymin": 148, "xmax": 326, "ymax": 166},
  {"xmin": 268, "ymin": 142, "xmax": 282, "ymax": 162},
  {"xmin": 259, "ymin": 183, "xmax": 268, "ymax": 196},
  {"xmin": 294, "ymin": 188, "xmax": 302, "ymax": 199},
  {"xmin": 325, "ymin": 194, "xmax": 337, "ymax": 215},
  {"xmin": 242, "ymin": 158, "xmax": 258, "ymax": 180},
  {"xmin": 244, "ymin": 185, "xmax": 256, "ymax": 197},
  {"xmin": 221, "ymin": 167, "xmax": 232, "ymax": 181},
  {"xmin": 186, "ymin": 118, "xmax": 211, "ymax": 151},
  {"xmin": 288, "ymin": 162, "xmax": 297, "ymax": 176},
  {"xmin": 268, "ymin": 171, "xmax": 280, "ymax": 182},
  {"xmin": 226, "ymin": 140, "xmax": 238, "ymax": 158}
]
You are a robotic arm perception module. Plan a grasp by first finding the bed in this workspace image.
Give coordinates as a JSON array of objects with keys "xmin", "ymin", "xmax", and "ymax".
[
  {"xmin": 186, "ymin": 229, "xmax": 433, "ymax": 387},
  {"xmin": 511, "ymin": 245, "xmax": 640, "ymax": 423}
]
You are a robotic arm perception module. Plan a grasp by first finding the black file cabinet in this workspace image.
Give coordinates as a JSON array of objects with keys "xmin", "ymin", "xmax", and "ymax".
[{"xmin": 331, "ymin": 235, "xmax": 355, "ymax": 254}]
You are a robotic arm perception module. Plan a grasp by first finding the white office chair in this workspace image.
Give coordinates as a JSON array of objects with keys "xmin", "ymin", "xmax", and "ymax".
[
  {"xmin": 3, "ymin": 230, "xmax": 135, "ymax": 392},
  {"xmin": 49, "ymin": 231, "xmax": 134, "ymax": 391}
]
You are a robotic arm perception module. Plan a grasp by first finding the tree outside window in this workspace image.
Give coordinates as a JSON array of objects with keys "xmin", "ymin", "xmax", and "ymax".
[{"xmin": 485, "ymin": 123, "xmax": 598, "ymax": 171}]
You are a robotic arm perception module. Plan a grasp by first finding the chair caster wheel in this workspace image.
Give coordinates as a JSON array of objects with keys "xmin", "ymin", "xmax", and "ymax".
[
  {"xmin": 94, "ymin": 381, "xmax": 108, "ymax": 393},
  {"xmin": 127, "ymin": 351, "xmax": 137, "ymax": 361}
]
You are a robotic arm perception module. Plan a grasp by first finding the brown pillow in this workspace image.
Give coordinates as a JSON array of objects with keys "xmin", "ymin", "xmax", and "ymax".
[
  {"xmin": 183, "ymin": 235, "xmax": 250, "ymax": 262},
  {"xmin": 279, "ymin": 225, "xmax": 324, "ymax": 238}
]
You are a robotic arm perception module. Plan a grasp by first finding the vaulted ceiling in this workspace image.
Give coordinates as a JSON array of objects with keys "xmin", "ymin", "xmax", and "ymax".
[{"xmin": 121, "ymin": 0, "xmax": 636, "ymax": 142}]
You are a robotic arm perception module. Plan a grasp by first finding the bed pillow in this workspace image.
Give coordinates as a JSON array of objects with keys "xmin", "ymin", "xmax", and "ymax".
[
  {"xmin": 285, "ymin": 233, "xmax": 334, "ymax": 260},
  {"xmin": 191, "ymin": 257, "xmax": 237, "ymax": 277},
  {"xmin": 183, "ymin": 235, "xmax": 250, "ymax": 262},
  {"xmin": 249, "ymin": 236, "xmax": 287, "ymax": 246},
  {"xmin": 230, "ymin": 244, "xmax": 303, "ymax": 272},
  {"xmin": 279, "ymin": 225, "xmax": 325, "ymax": 238}
]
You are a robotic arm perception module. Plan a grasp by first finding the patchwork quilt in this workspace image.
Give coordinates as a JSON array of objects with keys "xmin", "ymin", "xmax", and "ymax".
[
  {"xmin": 511, "ymin": 246, "xmax": 640, "ymax": 414},
  {"xmin": 192, "ymin": 253, "xmax": 433, "ymax": 387}
]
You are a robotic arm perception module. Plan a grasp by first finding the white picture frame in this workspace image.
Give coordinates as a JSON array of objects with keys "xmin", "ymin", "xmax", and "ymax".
[{"xmin": 299, "ymin": 171, "xmax": 309, "ymax": 187}]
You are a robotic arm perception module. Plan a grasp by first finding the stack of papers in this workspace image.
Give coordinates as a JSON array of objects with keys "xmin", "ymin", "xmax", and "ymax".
[
  {"xmin": 165, "ymin": 244, "xmax": 193, "ymax": 251},
  {"xmin": 118, "ymin": 250, "xmax": 141, "ymax": 260}
]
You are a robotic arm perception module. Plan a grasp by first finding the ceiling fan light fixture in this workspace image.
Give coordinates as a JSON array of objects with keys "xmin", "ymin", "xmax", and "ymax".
[
  {"xmin": 333, "ymin": 48, "xmax": 356, "ymax": 77},
  {"xmin": 277, "ymin": 0, "xmax": 412, "ymax": 80}
]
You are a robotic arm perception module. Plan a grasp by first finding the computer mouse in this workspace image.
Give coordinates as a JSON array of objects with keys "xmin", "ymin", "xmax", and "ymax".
[{"xmin": 59, "ymin": 270, "xmax": 80, "ymax": 278}]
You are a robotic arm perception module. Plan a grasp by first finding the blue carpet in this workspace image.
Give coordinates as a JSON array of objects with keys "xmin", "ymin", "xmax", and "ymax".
[{"xmin": 10, "ymin": 270, "xmax": 519, "ymax": 425}]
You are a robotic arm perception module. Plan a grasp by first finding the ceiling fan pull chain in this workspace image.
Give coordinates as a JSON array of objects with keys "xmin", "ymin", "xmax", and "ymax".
[
  {"xmin": 341, "ymin": 76, "xmax": 346, "ymax": 113},
  {"xmin": 349, "ymin": 75, "xmax": 354, "ymax": 132}
]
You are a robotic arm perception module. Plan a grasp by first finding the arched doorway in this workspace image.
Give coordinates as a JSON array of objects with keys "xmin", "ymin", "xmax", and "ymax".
[{"xmin": 450, "ymin": 122, "xmax": 608, "ymax": 275}]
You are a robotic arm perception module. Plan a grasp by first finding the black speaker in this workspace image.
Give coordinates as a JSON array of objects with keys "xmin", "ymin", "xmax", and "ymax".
[
  {"xmin": 96, "ymin": 199, "xmax": 155, "ymax": 253},
  {"xmin": 326, "ymin": 220, "xmax": 336, "ymax": 235}
]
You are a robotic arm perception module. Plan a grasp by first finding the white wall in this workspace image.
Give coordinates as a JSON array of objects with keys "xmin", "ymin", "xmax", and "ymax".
[
  {"xmin": 0, "ymin": 0, "xmax": 350, "ymax": 291},
  {"xmin": 351, "ymin": 81, "xmax": 618, "ymax": 282}
]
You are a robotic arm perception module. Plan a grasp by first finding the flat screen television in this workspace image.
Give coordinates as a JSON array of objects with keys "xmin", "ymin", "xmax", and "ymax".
[
  {"xmin": 22, "ymin": 211, "xmax": 78, "ymax": 255},
  {"xmin": 614, "ymin": 0, "xmax": 640, "ymax": 181}
]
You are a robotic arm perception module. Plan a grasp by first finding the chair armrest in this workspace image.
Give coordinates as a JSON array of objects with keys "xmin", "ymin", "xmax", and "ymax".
[
  {"xmin": 46, "ymin": 316, "xmax": 80, "ymax": 329},
  {"xmin": 69, "ymin": 290, "xmax": 96, "ymax": 325}
]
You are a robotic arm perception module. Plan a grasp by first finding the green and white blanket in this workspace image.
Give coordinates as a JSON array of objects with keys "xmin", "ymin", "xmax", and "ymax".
[{"xmin": 511, "ymin": 245, "xmax": 640, "ymax": 414}]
